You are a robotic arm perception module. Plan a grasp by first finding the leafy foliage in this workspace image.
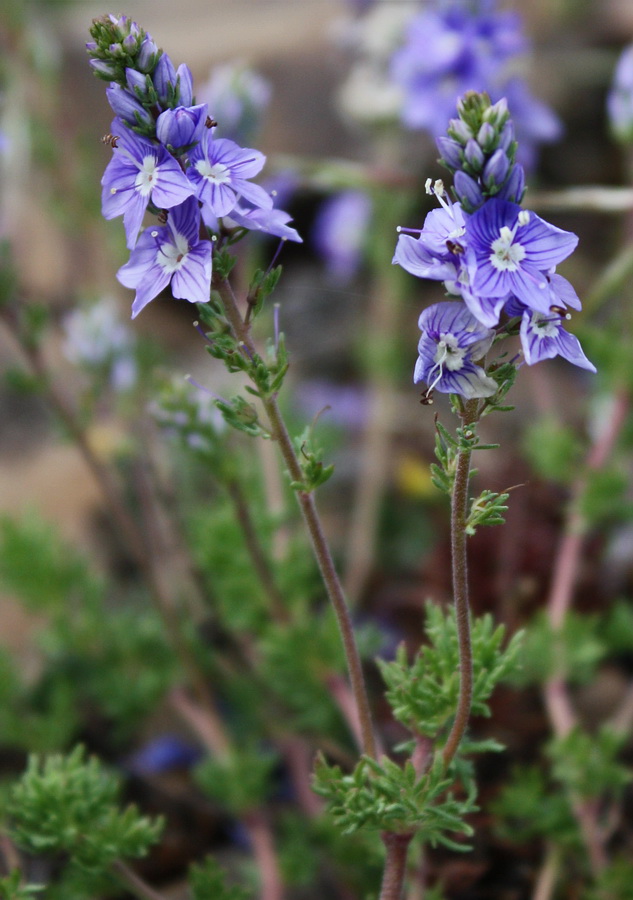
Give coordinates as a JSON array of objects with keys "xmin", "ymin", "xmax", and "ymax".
[
  {"xmin": 379, "ymin": 602, "xmax": 522, "ymax": 737},
  {"xmin": 194, "ymin": 747, "xmax": 278, "ymax": 815},
  {"xmin": 8, "ymin": 746, "xmax": 163, "ymax": 873},
  {"xmin": 188, "ymin": 856, "xmax": 250, "ymax": 900},
  {"xmin": 313, "ymin": 752, "xmax": 476, "ymax": 849}
]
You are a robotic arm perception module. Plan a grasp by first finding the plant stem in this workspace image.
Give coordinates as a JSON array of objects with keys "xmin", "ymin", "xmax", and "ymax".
[
  {"xmin": 215, "ymin": 276, "xmax": 378, "ymax": 760},
  {"xmin": 441, "ymin": 398, "xmax": 478, "ymax": 770},
  {"xmin": 111, "ymin": 860, "xmax": 168, "ymax": 900},
  {"xmin": 379, "ymin": 832, "xmax": 414, "ymax": 900},
  {"xmin": 225, "ymin": 477, "xmax": 289, "ymax": 622}
]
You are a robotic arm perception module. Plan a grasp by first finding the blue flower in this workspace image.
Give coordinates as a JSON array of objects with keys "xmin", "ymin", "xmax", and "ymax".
[
  {"xmin": 313, "ymin": 190, "xmax": 372, "ymax": 283},
  {"xmin": 391, "ymin": 3, "xmax": 524, "ymax": 137},
  {"xmin": 519, "ymin": 308, "xmax": 596, "ymax": 371},
  {"xmin": 390, "ymin": 2, "xmax": 560, "ymax": 169},
  {"xmin": 117, "ymin": 197, "xmax": 212, "ymax": 318},
  {"xmin": 101, "ymin": 119, "xmax": 194, "ymax": 249},
  {"xmin": 608, "ymin": 44, "xmax": 633, "ymax": 142},
  {"xmin": 187, "ymin": 131, "xmax": 272, "ymax": 218},
  {"xmin": 465, "ymin": 198, "xmax": 578, "ymax": 315},
  {"xmin": 414, "ymin": 302, "xmax": 498, "ymax": 398},
  {"xmin": 393, "ymin": 184, "xmax": 507, "ymax": 327}
]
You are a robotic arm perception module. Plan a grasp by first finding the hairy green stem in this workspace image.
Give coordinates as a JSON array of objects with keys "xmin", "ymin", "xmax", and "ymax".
[
  {"xmin": 441, "ymin": 398, "xmax": 478, "ymax": 770},
  {"xmin": 215, "ymin": 277, "xmax": 377, "ymax": 760},
  {"xmin": 379, "ymin": 832, "xmax": 414, "ymax": 900}
]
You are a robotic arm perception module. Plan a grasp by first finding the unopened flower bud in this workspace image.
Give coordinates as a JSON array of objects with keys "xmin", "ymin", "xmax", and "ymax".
[
  {"xmin": 156, "ymin": 103, "xmax": 208, "ymax": 149},
  {"xmin": 89, "ymin": 58, "xmax": 118, "ymax": 79},
  {"xmin": 464, "ymin": 138, "xmax": 485, "ymax": 172},
  {"xmin": 498, "ymin": 120, "xmax": 514, "ymax": 152},
  {"xmin": 448, "ymin": 118, "xmax": 473, "ymax": 144},
  {"xmin": 483, "ymin": 148, "xmax": 510, "ymax": 188},
  {"xmin": 106, "ymin": 84, "xmax": 153, "ymax": 127},
  {"xmin": 175, "ymin": 64, "xmax": 194, "ymax": 107},
  {"xmin": 137, "ymin": 35, "xmax": 160, "ymax": 74},
  {"xmin": 454, "ymin": 170, "xmax": 484, "ymax": 211},
  {"xmin": 496, "ymin": 163, "xmax": 525, "ymax": 203},
  {"xmin": 476, "ymin": 122, "xmax": 496, "ymax": 152},
  {"xmin": 436, "ymin": 136, "xmax": 463, "ymax": 170}
]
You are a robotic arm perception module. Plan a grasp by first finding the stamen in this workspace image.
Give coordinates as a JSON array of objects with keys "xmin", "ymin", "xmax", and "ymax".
[
  {"xmin": 193, "ymin": 321, "xmax": 214, "ymax": 346},
  {"xmin": 185, "ymin": 374, "xmax": 227, "ymax": 403}
]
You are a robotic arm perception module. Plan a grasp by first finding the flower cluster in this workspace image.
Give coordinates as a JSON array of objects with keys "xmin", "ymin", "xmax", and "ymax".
[
  {"xmin": 393, "ymin": 92, "xmax": 595, "ymax": 400},
  {"xmin": 87, "ymin": 15, "xmax": 300, "ymax": 319},
  {"xmin": 390, "ymin": 0, "xmax": 561, "ymax": 169}
]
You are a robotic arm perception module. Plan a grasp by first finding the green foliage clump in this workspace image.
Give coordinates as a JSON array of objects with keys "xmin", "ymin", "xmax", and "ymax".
[
  {"xmin": 493, "ymin": 765, "xmax": 580, "ymax": 847},
  {"xmin": 194, "ymin": 747, "xmax": 278, "ymax": 816},
  {"xmin": 188, "ymin": 856, "xmax": 250, "ymax": 900},
  {"xmin": 379, "ymin": 602, "xmax": 522, "ymax": 737},
  {"xmin": 509, "ymin": 611, "xmax": 606, "ymax": 687},
  {"xmin": 547, "ymin": 727, "xmax": 630, "ymax": 800},
  {"xmin": 8, "ymin": 746, "xmax": 163, "ymax": 874},
  {"xmin": 522, "ymin": 418, "xmax": 583, "ymax": 483},
  {"xmin": 313, "ymin": 753, "xmax": 475, "ymax": 849}
]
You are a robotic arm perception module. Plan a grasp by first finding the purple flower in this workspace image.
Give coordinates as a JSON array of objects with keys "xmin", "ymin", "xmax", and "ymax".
[
  {"xmin": 226, "ymin": 203, "xmax": 302, "ymax": 242},
  {"xmin": 312, "ymin": 190, "xmax": 372, "ymax": 283},
  {"xmin": 466, "ymin": 199, "xmax": 578, "ymax": 315},
  {"xmin": 156, "ymin": 103, "xmax": 209, "ymax": 150},
  {"xmin": 187, "ymin": 131, "xmax": 271, "ymax": 217},
  {"xmin": 414, "ymin": 302, "xmax": 498, "ymax": 398},
  {"xmin": 117, "ymin": 197, "xmax": 212, "ymax": 318},
  {"xmin": 196, "ymin": 62, "xmax": 271, "ymax": 144},
  {"xmin": 519, "ymin": 309, "xmax": 596, "ymax": 371},
  {"xmin": 391, "ymin": 4, "xmax": 524, "ymax": 137},
  {"xmin": 101, "ymin": 119, "xmax": 194, "ymax": 249},
  {"xmin": 608, "ymin": 44, "xmax": 633, "ymax": 142}
]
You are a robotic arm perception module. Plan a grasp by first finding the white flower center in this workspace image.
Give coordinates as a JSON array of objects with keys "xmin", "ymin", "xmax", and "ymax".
[
  {"xmin": 196, "ymin": 159, "xmax": 230, "ymax": 184},
  {"xmin": 435, "ymin": 333, "xmax": 466, "ymax": 371},
  {"xmin": 529, "ymin": 313, "xmax": 558, "ymax": 339},
  {"xmin": 157, "ymin": 231, "xmax": 189, "ymax": 274},
  {"xmin": 134, "ymin": 155, "xmax": 159, "ymax": 197},
  {"xmin": 490, "ymin": 225, "xmax": 526, "ymax": 271}
]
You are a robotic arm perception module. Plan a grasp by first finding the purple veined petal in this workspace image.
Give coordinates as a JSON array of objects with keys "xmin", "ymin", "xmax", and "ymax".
[
  {"xmin": 122, "ymin": 193, "xmax": 151, "ymax": 248},
  {"xmin": 470, "ymin": 255, "xmax": 508, "ymax": 298},
  {"xmin": 548, "ymin": 272, "xmax": 582, "ymax": 310},
  {"xmin": 213, "ymin": 141, "xmax": 267, "ymax": 179},
  {"xmin": 520, "ymin": 311, "xmax": 558, "ymax": 365},
  {"xmin": 232, "ymin": 178, "xmax": 273, "ymax": 210},
  {"xmin": 393, "ymin": 234, "xmax": 457, "ymax": 281},
  {"xmin": 519, "ymin": 213, "xmax": 578, "ymax": 268},
  {"xmin": 461, "ymin": 290, "xmax": 506, "ymax": 327},
  {"xmin": 117, "ymin": 229, "xmax": 164, "ymax": 288},
  {"xmin": 149, "ymin": 154, "xmax": 195, "ymax": 209},
  {"xmin": 171, "ymin": 244, "xmax": 212, "ymax": 305},
  {"xmin": 101, "ymin": 157, "xmax": 141, "ymax": 219},
  {"xmin": 418, "ymin": 300, "xmax": 493, "ymax": 345},
  {"xmin": 130, "ymin": 265, "xmax": 172, "ymax": 318},
  {"xmin": 206, "ymin": 181, "xmax": 238, "ymax": 217},
  {"xmin": 555, "ymin": 329, "xmax": 597, "ymax": 372},
  {"xmin": 440, "ymin": 365, "xmax": 498, "ymax": 399},
  {"xmin": 228, "ymin": 204, "xmax": 302, "ymax": 242},
  {"xmin": 166, "ymin": 196, "xmax": 203, "ymax": 245},
  {"xmin": 507, "ymin": 263, "xmax": 552, "ymax": 313}
]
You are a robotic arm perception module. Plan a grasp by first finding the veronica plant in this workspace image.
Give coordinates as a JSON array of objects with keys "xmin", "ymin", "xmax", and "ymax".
[
  {"xmin": 82, "ymin": 16, "xmax": 559, "ymax": 899},
  {"xmin": 391, "ymin": 89, "xmax": 595, "ymax": 854}
]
